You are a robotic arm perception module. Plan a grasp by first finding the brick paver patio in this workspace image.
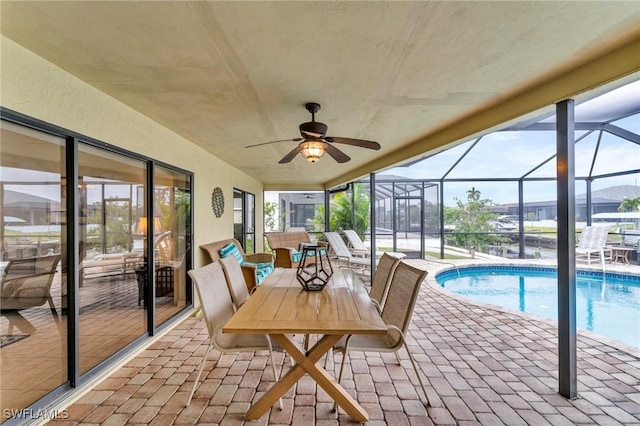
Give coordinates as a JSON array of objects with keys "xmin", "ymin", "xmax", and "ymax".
[{"xmin": 47, "ymin": 261, "xmax": 640, "ymax": 425}]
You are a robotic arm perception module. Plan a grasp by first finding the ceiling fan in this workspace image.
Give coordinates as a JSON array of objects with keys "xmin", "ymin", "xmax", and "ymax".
[{"xmin": 245, "ymin": 103, "xmax": 381, "ymax": 164}]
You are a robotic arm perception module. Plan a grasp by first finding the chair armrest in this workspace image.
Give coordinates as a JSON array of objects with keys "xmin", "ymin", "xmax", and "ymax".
[
  {"xmin": 245, "ymin": 253, "xmax": 275, "ymax": 264},
  {"xmin": 349, "ymin": 248, "xmax": 369, "ymax": 258},
  {"xmin": 241, "ymin": 263, "xmax": 257, "ymax": 271},
  {"xmin": 274, "ymin": 247, "xmax": 296, "ymax": 256}
]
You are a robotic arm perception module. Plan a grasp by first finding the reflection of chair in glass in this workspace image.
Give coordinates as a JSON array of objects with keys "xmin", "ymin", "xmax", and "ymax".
[
  {"xmin": 323, "ymin": 232, "xmax": 370, "ymax": 273},
  {"xmin": 0, "ymin": 255, "xmax": 61, "ymax": 334},
  {"xmin": 136, "ymin": 231, "xmax": 181, "ymax": 305},
  {"xmin": 4, "ymin": 241, "xmax": 39, "ymax": 260},
  {"xmin": 333, "ymin": 261, "xmax": 430, "ymax": 410},
  {"xmin": 186, "ymin": 261, "xmax": 282, "ymax": 408}
]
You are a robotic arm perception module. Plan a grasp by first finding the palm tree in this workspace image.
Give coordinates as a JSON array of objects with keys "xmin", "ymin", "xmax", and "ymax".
[
  {"xmin": 309, "ymin": 183, "xmax": 370, "ymax": 238},
  {"xmin": 618, "ymin": 197, "xmax": 640, "ymax": 212}
]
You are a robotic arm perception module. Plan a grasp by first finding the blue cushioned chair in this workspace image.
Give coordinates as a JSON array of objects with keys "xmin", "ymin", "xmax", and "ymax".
[{"xmin": 200, "ymin": 238, "xmax": 275, "ymax": 291}]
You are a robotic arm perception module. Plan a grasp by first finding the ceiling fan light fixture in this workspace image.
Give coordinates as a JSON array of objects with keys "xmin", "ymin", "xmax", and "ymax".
[
  {"xmin": 246, "ymin": 102, "xmax": 379, "ymax": 164},
  {"xmin": 299, "ymin": 139, "xmax": 327, "ymax": 163}
]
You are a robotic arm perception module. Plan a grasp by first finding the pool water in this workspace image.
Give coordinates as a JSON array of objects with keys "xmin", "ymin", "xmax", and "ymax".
[{"xmin": 436, "ymin": 266, "xmax": 640, "ymax": 348}]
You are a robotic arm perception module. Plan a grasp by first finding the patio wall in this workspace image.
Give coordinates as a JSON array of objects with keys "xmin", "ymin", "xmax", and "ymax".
[{"xmin": 0, "ymin": 36, "xmax": 265, "ymax": 262}]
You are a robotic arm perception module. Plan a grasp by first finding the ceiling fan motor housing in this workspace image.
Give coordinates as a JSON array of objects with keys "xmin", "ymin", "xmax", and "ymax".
[{"xmin": 299, "ymin": 121, "xmax": 328, "ymax": 138}]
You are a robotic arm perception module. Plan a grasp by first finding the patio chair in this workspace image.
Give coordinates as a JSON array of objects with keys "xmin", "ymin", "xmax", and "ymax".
[
  {"xmin": 323, "ymin": 232, "xmax": 371, "ymax": 274},
  {"xmin": 343, "ymin": 229, "xmax": 370, "ymax": 257},
  {"xmin": 368, "ymin": 252, "xmax": 403, "ymax": 312},
  {"xmin": 576, "ymin": 225, "xmax": 611, "ymax": 267},
  {"xmin": 333, "ymin": 261, "xmax": 430, "ymax": 409},
  {"xmin": 0, "ymin": 255, "xmax": 61, "ymax": 334},
  {"xmin": 186, "ymin": 261, "xmax": 282, "ymax": 408},
  {"xmin": 321, "ymin": 251, "xmax": 402, "ymax": 370},
  {"xmin": 219, "ymin": 255, "xmax": 253, "ymax": 309}
]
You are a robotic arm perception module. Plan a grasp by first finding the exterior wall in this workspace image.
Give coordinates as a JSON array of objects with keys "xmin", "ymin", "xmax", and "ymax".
[{"xmin": 0, "ymin": 36, "xmax": 264, "ymax": 265}]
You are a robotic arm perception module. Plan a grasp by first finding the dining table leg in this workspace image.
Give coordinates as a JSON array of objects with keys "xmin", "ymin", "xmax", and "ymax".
[{"xmin": 245, "ymin": 333, "xmax": 369, "ymax": 423}]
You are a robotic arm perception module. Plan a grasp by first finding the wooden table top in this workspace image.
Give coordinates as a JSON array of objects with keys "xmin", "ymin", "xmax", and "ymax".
[{"xmin": 223, "ymin": 268, "xmax": 387, "ymax": 336}]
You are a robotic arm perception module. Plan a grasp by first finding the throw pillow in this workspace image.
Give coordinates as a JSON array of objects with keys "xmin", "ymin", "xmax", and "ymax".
[{"xmin": 219, "ymin": 242, "xmax": 244, "ymax": 265}]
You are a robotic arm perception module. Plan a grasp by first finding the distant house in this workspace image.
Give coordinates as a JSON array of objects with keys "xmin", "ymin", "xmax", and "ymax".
[
  {"xmin": 277, "ymin": 192, "xmax": 324, "ymax": 231},
  {"xmin": 493, "ymin": 185, "xmax": 640, "ymax": 221}
]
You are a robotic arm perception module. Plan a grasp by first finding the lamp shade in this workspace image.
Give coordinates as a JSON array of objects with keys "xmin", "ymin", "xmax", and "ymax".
[
  {"xmin": 299, "ymin": 140, "xmax": 327, "ymax": 163},
  {"xmin": 135, "ymin": 217, "xmax": 148, "ymax": 234},
  {"xmin": 135, "ymin": 216, "xmax": 163, "ymax": 234}
]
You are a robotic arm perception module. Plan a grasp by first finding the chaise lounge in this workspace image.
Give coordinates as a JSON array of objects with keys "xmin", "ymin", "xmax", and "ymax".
[{"xmin": 575, "ymin": 225, "xmax": 612, "ymax": 267}]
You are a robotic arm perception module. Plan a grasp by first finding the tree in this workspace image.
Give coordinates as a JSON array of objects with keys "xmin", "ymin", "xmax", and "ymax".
[
  {"xmin": 264, "ymin": 201, "xmax": 278, "ymax": 232},
  {"xmin": 445, "ymin": 187, "xmax": 504, "ymax": 255},
  {"xmin": 618, "ymin": 197, "xmax": 640, "ymax": 212},
  {"xmin": 310, "ymin": 183, "xmax": 370, "ymax": 238}
]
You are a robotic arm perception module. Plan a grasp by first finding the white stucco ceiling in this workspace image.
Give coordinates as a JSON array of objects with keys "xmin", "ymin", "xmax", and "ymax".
[{"xmin": 1, "ymin": 1, "xmax": 639, "ymax": 189}]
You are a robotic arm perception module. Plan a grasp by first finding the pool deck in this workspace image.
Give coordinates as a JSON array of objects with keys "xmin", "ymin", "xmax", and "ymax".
[{"xmin": 46, "ymin": 258, "xmax": 640, "ymax": 425}]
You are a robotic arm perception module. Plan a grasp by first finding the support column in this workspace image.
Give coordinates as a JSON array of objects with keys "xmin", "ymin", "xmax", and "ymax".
[
  {"xmin": 556, "ymin": 99, "xmax": 577, "ymax": 399},
  {"xmin": 518, "ymin": 180, "xmax": 525, "ymax": 259},
  {"xmin": 370, "ymin": 173, "xmax": 376, "ymax": 276},
  {"xmin": 586, "ymin": 180, "xmax": 592, "ymax": 226},
  {"xmin": 324, "ymin": 190, "xmax": 330, "ymax": 232}
]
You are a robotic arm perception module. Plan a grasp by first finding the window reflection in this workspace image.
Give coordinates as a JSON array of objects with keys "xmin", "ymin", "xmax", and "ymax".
[
  {"xmin": 233, "ymin": 189, "xmax": 256, "ymax": 253},
  {"xmin": 0, "ymin": 121, "xmax": 67, "ymax": 417},
  {"xmin": 153, "ymin": 166, "xmax": 191, "ymax": 327},
  {"xmin": 78, "ymin": 144, "xmax": 147, "ymax": 373}
]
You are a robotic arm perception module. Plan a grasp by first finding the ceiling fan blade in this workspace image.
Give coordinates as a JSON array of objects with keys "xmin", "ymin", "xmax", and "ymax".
[
  {"xmin": 246, "ymin": 138, "xmax": 303, "ymax": 148},
  {"xmin": 325, "ymin": 137, "xmax": 381, "ymax": 150},
  {"xmin": 324, "ymin": 143, "xmax": 351, "ymax": 163},
  {"xmin": 278, "ymin": 145, "xmax": 303, "ymax": 164}
]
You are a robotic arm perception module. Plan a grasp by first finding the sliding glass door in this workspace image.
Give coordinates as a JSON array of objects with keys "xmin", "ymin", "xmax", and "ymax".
[
  {"xmin": 77, "ymin": 144, "xmax": 148, "ymax": 374},
  {"xmin": 233, "ymin": 189, "xmax": 255, "ymax": 253},
  {"xmin": 0, "ymin": 121, "xmax": 67, "ymax": 414},
  {"xmin": 0, "ymin": 115, "xmax": 193, "ymax": 421}
]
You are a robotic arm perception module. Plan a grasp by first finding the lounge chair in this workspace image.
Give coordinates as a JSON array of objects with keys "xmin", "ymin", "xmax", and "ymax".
[
  {"xmin": 576, "ymin": 225, "xmax": 611, "ymax": 267},
  {"xmin": 343, "ymin": 229, "xmax": 370, "ymax": 257},
  {"xmin": 323, "ymin": 232, "xmax": 371, "ymax": 274}
]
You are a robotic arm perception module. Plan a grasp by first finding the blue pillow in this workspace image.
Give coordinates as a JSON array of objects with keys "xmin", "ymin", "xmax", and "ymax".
[
  {"xmin": 219, "ymin": 242, "xmax": 244, "ymax": 265},
  {"xmin": 242, "ymin": 262, "xmax": 274, "ymax": 285}
]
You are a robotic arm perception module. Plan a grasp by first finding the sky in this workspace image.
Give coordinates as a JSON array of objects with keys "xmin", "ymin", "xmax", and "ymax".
[{"xmin": 379, "ymin": 81, "xmax": 640, "ymax": 206}]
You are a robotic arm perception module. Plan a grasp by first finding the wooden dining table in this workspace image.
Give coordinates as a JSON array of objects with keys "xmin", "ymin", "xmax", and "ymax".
[{"xmin": 222, "ymin": 267, "xmax": 387, "ymax": 422}]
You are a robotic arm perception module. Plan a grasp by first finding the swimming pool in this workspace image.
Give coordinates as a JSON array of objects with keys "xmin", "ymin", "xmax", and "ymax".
[{"xmin": 436, "ymin": 266, "xmax": 640, "ymax": 348}]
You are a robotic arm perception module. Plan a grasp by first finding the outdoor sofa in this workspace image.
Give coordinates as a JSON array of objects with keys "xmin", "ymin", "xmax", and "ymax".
[{"xmin": 264, "ymin": 231, "xmax": 315, "ymax": 268}]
